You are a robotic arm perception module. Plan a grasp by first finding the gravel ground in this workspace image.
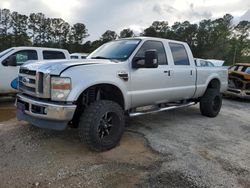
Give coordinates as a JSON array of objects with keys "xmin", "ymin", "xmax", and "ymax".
[{"xmin": 0, "ymin": 97, "xmax": 249, "ymax": 188}]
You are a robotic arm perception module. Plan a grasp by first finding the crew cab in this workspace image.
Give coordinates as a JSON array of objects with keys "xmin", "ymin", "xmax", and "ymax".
[
  {"xmin": 0, "ymin": 47, "xmax": 70, "ymax": 94},
  {"xmin": 16, "ymin": 37, "xmax": 228, "ymax": 151}
]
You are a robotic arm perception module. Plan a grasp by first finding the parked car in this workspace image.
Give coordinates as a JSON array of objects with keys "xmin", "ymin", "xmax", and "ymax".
[
  {"xmin": 195, "ymin": 58, "xmax": 215, "ymax": 67},
  {"xmin": 16, "ymin": 37, "xmax": 228, "ymax": 151},
  {"xmin": 0, "ymin": 47, "xmax": 70, "ymax": 94},
  {"xmin": 225, "ymin": 63, "xmax": 250, "ymax": 99},
  {"xmin": 207, "ymin": 59, "xmax": 224, "ymax": 66},
  {"xmin": 70, "ymin": 53, "xmax": 88, "ymax": 59}
]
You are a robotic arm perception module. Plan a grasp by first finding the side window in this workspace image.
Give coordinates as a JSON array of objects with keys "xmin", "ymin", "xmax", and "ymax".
[
  {"xmin": 207, "ymin": 61, "xmax": 214, "ymax": 67},
  {"xmin": 199, "ymin": 60, "xmax": 206, "ymax": 67},
  {"xmin": 70, "ymin": 56, "xmax": 79, "ymax": 59},
  {"xmin": 13, "ymin": 50, "xmax": 38, "ymax": 66},
  {"xmin": 246, "ymin": 67, "xmax": 250, "ymax": 74},
  {"xmin": 43, "ymin": 51, "xmax": 66, "ymax": 60},
  {"xmin": 134, "ymin": 41, "xmax": 168, "ymax": 65},
  {"xmin": 169, "ymin": 43, "xmax": 190, "ymax": 66}
]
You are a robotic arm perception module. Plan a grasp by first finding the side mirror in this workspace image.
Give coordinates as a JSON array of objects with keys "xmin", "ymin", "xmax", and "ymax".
[
  {"xmin": 2, "ymin": 59, "xmax": 8, "ymax": 66},
  {"xmin": 7, "ymin": 55, "xmax": 17, "ymax": 66},
  {"xmin": 132, "ymin": 50, "xmax": 158, "ymax": 68}
]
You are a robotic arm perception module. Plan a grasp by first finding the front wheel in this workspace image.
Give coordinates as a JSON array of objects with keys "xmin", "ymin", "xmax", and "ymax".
[
  {"xmin": 79, "ymin": 100, "xmax": 125, "ymax": 151},
  {"xmin": 200, "ymin": 89, "xmax": 222, "ymax": 117}
]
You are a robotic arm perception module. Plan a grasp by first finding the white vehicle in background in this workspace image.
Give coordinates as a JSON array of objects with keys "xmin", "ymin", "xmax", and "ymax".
[
  {"xmin": 70, "ymin": 53, "xmax": 88, "ymax": 59},
  {"xmin": 195, "ymin": 58, "xmax": 215, "ymax": 67},
  {"xmin": 207, "ymin": 59, "xmax": 224, "ymax": 66},
  {"xmin": 0, "ymin": 47, "xmax": 70, "ymax": 94}
]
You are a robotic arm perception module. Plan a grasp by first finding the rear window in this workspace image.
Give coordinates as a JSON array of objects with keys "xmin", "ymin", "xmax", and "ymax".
[
  {"xmin": 169, "ymin": 43, "xmax": 190, "ymax": 66},
  {"xmin": 70, "ymin": 56, "xmax": 79, "ymax": 59},
  {"xmin": 43, "ymin": 51, "xmax": 66, "ymax": 60}
]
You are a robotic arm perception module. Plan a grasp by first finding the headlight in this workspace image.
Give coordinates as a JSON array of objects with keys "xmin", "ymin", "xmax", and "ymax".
[{"xmin": 51, "ymin": 77, "xmax": 71, "ymax": 101}]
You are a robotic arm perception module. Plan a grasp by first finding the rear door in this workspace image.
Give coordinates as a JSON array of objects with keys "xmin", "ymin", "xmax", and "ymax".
[{"xmin": 167, "ymin": 42, "xmax": 196, "ymax": 100}]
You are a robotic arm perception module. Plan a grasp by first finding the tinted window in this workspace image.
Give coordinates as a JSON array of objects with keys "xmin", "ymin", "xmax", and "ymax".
[
  {"xmin": 169, "ymin": 43, "xmax": 190, "ymax": 65},
  {"xmin": 2, "ymin": 50, "xmax": 38, "ymax": 66},
  {"xmin": 43, "ymin": 51, "xmax": 66, "ymax": 60},
  {"xmin": 135, "ymin": 41, "xmax": 167, "ymax": 65},
  {"xmin": 70, "ymin": 56, "xmax": 79, "ymax": 59}
]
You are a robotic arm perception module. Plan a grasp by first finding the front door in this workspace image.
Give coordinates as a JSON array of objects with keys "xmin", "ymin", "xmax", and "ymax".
[
  {"xmin": 129, "ymin": 40, "xmax": 172, "ymax": 108},
  {"xmin": 0, "ymin": 50, "xmax": 38, "ymax": 93}
]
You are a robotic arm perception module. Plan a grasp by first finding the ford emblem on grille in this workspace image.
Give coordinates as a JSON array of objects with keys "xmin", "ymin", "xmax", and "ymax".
[{"xmin": 22, "ymin": 77, "xmax": 30, "ymax": 83}]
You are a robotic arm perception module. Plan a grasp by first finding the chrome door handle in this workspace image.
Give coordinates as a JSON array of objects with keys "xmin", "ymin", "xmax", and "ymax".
[{"xmin": 164, "ymin": 70, "xmax": 171, "ymax": 76}]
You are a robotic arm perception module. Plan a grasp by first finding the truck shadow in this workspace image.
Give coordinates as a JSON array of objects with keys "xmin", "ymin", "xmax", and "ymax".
[{"xmin": 223, "ymin": 96, "xmax": 250, "ymax": 103}]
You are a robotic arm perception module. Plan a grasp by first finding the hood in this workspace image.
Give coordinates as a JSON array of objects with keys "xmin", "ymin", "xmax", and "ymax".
[{"xmin": 20, "ymin": 59, "xmax": 115, "ymax": 75}]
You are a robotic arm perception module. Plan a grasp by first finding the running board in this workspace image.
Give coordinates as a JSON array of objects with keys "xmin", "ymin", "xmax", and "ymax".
[{"xmin": 129, "ymin": 102, "xmax": 196, "ymax": 117}]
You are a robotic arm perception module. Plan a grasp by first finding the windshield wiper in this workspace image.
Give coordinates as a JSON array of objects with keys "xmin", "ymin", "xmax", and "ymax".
[{"xmin": 91, "ymin": 56, "xmax": 108, "ymax": 59}]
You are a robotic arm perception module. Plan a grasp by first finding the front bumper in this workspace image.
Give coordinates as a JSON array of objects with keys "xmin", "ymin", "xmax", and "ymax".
[
  {"xmin": 224, "ymin": 88, "xmax": 250, "ymax": 99},
  {"xmin": 16, "ymin": 94, "xmax": 77, "ymax": 130}
]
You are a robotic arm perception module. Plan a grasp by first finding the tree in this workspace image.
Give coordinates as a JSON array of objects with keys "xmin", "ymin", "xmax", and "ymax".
[
  {"xmin": 142, "ymin": 21, "xmax": 169, "ymax": 38},
  {"xmin": 0, "ymin": 9, "xmax": 12, "ymax": 50},
  {"xmin": 0, "ymin": 9, "xmax": 11, "ymax": 35},
  {"xmin": 71, "ymin": 23, "xmax": 89, "ymax": 44},
  {"xmin": 170, "ymin": 21, "xmax": 198, "ymax": 46},
  {"xmin": 28, "ymin": 13, "xmax": 51, "ymax": 46},
  {"xmin": 120, "ymin": 28, "xmax": 135, "ymax": 38},
  {"xmin": 100, "ymin": 30, "xmax": 118, "ymax": 43},
  {"xmin": 232, "ymin": 21, "xmax": 250, "ymax": 63},
  {"xmin": 11, "ymin": 11, "xmax": 30, "ymax": 46},
  {"xmin": 195, "ymin": 14, "xmax": 233, "ymax": 63}
]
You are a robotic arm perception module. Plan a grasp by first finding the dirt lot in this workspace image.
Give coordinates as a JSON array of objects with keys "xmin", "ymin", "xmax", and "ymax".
[{"xmin": 0, "ymin": 97, "xmax": 250, "ymax": 188}]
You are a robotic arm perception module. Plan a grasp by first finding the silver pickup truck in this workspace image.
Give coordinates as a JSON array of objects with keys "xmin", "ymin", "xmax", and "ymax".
[{"xmin": 16, "ymin": 37, "xmax": 228, "ymax": 151}]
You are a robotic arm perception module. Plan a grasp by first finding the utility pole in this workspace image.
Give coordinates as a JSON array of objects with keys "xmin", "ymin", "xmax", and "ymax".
[{"xmin": 233, "ymin": 45, "xmax": 237, "ymax": 65}]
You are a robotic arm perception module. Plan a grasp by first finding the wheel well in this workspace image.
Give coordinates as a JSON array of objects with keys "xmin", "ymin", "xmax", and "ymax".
[
  {"xmin": 70, "ymin": 84, "xmax": 125, "ymax": 127},
  {"xmin": 207, "ymin": 79, "xmax": 221, "ymax": 90}
]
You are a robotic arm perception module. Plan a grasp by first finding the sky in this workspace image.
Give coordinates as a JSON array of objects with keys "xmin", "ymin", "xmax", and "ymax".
[{"xmin": 0, "ymin": 0, "xmax": 249, "ymax": 41}]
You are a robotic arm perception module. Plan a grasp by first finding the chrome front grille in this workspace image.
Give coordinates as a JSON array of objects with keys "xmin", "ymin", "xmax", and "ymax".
[{"xmin": 18, "ymin": 68, "xmax": 50, "ymax": 98}]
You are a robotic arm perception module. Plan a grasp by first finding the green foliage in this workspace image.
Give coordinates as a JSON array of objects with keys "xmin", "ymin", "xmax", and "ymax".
[
  {"xmin": 0, "ymin": 8, "xmax": 249, "ymax": 64},
  {"xmin": 120, "ymin": 28, "xmax": 134, "ymax": 38},
  {"xmin": 0, "ymin": 9, "xmax": 89, "ymax": 53},
  {"xmin": 141, "ymin": 14, "xmax": 249, "ymax": 65}
]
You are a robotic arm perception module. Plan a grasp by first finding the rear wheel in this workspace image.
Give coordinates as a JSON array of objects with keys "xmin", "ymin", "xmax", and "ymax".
[
  {"xmin": 79, "ymin": 100, "xmax": 124, "ymax": 151},
  {"xmin": 200, "ymin": 89, "xmax": 222, "ymax": 117}
]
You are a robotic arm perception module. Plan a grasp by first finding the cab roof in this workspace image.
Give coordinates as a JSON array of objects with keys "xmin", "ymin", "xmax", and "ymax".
[
  {"xmin": 11, "ymin": 46, "xmax": 69, "ymax": 52},
  {"xmin": 120, "ymin": 36, "xmax": 188, "ymax": 45}
]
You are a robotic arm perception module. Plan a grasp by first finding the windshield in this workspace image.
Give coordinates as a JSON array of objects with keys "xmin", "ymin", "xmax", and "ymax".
[
  {"xmin": 0, "ymin": 48, "xmax": 14, "ymax": 58},
  {"xmin": 88, "ymin": 39, "xmax": 141, "ymax": 61}
]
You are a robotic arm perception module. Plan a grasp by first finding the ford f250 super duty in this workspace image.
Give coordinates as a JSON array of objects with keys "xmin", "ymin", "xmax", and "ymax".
[{"xmin": 16, "ymin": 37, "xmax": 228, "ymax": 151}]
